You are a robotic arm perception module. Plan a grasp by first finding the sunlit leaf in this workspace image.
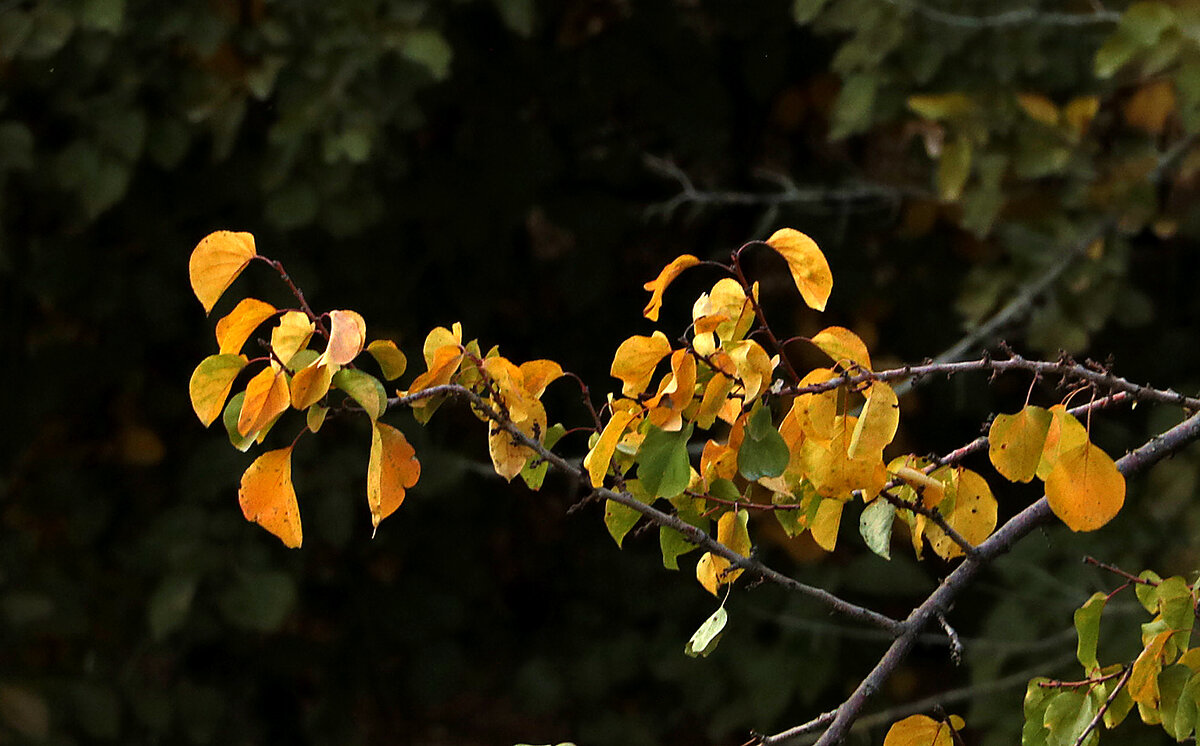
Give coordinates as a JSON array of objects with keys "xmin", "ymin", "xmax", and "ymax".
[
  {"xmin": 237, "ymin": 363, "xmax": 290, "ymax": 437},
  {"xmin": 518, "ymin": 359, "xmax": 564, "ymax": 398},
  {"xmin": 684, "ymin": 605, "xmax": 728, "ymax": 658},
  {"xmin": 584, "ymin": 407, "xmax": 638, "ymax": 487},
  {"xmin": 989, "ymin": 405, "xmax": 1052, "ymax": 483},
  {"xmin": 215, "ymin": 298, "xmax": 276, "ymax": 355},
  {"xmin": 290, "ymin": 361, "xmax": 333, "ymax": 410},
  {"xmin": 1074, "ymin": 592, "xmax": 1107, "ymax": 673},
  {"xmin": 271, "ymin": 311, "xmax": 314, "ymax": 367},
  {"xmin": 487, "ymin": 399, "xmax": 547, "ymax": 481},
  {"xmin": 1130, "ymin": 631, "xmax": 1170, "ymax": 706},
  {"xmin": 365, "ymin": 339, "xmax": 408, "ymax": 381},
  {"xmin": 766, "ymin": 227, "xmax": 832, "ymax": 311},
  {"xmin": 883, "ymin": 714, "xmax": 957, "ymax": 746},
  {"xmin": 238, "ymin": 446, "xmax": 302, "ymax": 548},
  {"xmin": 725, "ymin": 339, "xmax": 774, "ymax": 401},
  {"xmin": 604, "ymin": 481, "xmax": 647, "ymax": 547},
  {"xmin": 332, "ymin": 368, "xmax": 388, "ymax": 421},
  {"xmin": 367, "ymin": 421, "xmax": 420, "ymax": 532},
  {"xmin": 189, "ymin": 353, "xmax": 246, "ymax": 427},
  {"xmin": 926, "ymin": 468, "xmax": 997, "ymax": 559},
  {"xmin": 1042, "ymin": 691, "xmax": 1094, "ymax": 746},
  {"xmin": 189, "ymin": 230, "xmax": 257, "ymax": 314},
  {"xmin": 1045, "ymin": 443, "xmax": 1126, "ymax": 531},
  {"xmin": 643, "ymin": 254, "xmax": 701, "ymax": 321},
  {"xmin": 482, "ymin": 356, "xmax": 540, "ymax": 423},
  {"xmin": 406, "ymin": 344, "xmax": 465, "ymax": 400},
  {"xmin": 421, "ymin": 323, "xmax": 463, "ymax": 368},
  {"xmin": 321, "ymin": 309, "xmax": 367, "ymax": 366},
  {"xmin": 810, "ymin": 326, "xmax": 871, "ymax": 370},
  {"xmin": 611, "ymin": 331, "xmax": 672, "ymax": 397},
  {"xmin": 849, "ymin": 381, "xmax": 899, "ymax": 459},
  {"xmin": 1036, "ymin": 405, "xmax": 1090, "ymax": 480}
]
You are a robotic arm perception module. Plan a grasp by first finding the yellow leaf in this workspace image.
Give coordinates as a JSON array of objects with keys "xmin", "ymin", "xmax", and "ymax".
[
  {"xmin": 717, "ymin": 509, "xmax": 751, "ymax": 583},
  {"xmin": 849, "ymin": 381, "xmax": 899, "ymax": 458},
  {"xmin": 366, "ymin": 339, "xmax": 408, "ymax": 381},
  {"xmin": 320, "ymin": 309, "xmax": 366, "ymax": 366},
  {"xmin": 271, "ymin": 311, "xmax": 314, "ymax": 368},
  {"xmin": 1124, "ymin": 80, "xmax": 1176, "ymax": 135},
  {"xmin": 696, "ymin": 373, "xmax": 735, "ymax": 429},
  {"xmin": 367, "ymin": 421, "xmax": 421, "ymax": 532},
  {"xmin": 696, "ymin": 552, "xmax": 722, "ymax": 596},
  {"xmin": 215, "ymin": 298, "xmax": 277, "ymax": 355},
  {"xmin": 518, "ymin": 359, "xmax": 564, "ymax": 398},
  {"xmin": 584, "ymin": 407, "xmax": 638, "ymax": 487},
  {"xmin": 237, "ymin": 363, "xmax": 290, "ymax": 437},
  {"xmin": 422, "ymin": 323, "xmax": 463, "ymax": 368},
  {"xmin": 238, "ymin": 446, "xmax": 302, "ymax": 548},
  {"xmin": 1017, "ymin": 92, "xmax": 1060, "ymax": 126},
  {"xmin": 810, "ymin": 497, "xmax": 844, "ymax": 552},
  {"xmin": 700, "ymin": 439, "xmax": 738, "ymax": 482},
  {"xmin": 766, "ymin": 228, "xmax": 833, "ymax": 311},
  {"xmin": 643, "ymin": 254, "xmax": 701, "ymax": 321},
  {"xmin": 926, "ymin": 468, "xmax": 996, "ymax": 559},
  {"xmin": 725, "ymin": 339, "xmax": 774, "ymax": 401},
  {"xmin": 883, "ymin": 714, "xmax": 957, "ymax": 746},
  {"xmin": 810, "ymin": 326, "xmax": 871, "ymax": 370},
  {"xmin": 611, "ymin": 331, "xmax": 672, "ymax": 397},
  {"xmin": 988, "ymin": 405, "xmax": 1051, "ymax": 483},
  {"xmin": 487, "ymin": 400, "xmax": 547, "ymax": 481},
  {"xmin": 189, "ymin": 354, "xmax": 246, "ymax": 427},
  {"xmin": 794, "ymin": 368, "xmax": 840, "ymax": 441},
  {"xmin": 405, "ymin": 345, "xmax": 466, "ymax": 400},
  {"xmin": 1036, "ymin": 404, "xmax": 1089, "ymax": 480},
  {"xmin": 1045, "ymin": 442, "xmax": 1126, "ymax": 532},
  {"xmin": 189, "ymin": 231, "xmax": 257, "ymax": 314},
  {"xmin": 907, "ymin": 93, "xmax": 975, "ymax": 120},
  {"xmin": 290, "ymin": 361, "xmax": 333, "ymax": 410},
  {"xmin": 1064, "ymin": 95, "xmax": 1099, "ymax": 138},
  {"xmin": 1130, "ymin": 630, "xmax": 1170, "ymax": 706}
]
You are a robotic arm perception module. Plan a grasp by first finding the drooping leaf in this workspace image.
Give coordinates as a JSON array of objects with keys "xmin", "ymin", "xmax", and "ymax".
[
  {"xmin": 989, "ymin": 405, "xmax": 1052, "ymax": 483},
  {"xmin": 695, "ymin": 552, "xmax": 722, "ymax": 596},
  {"xmin": 611, "ymin": 331, "xmax": 672, "ymax": 397},
  {"xmin": 848, "ymin": 381, "xmax": 899, "ymax": 459},
  {"xmin": 189, "ymin": 353, "xmax": 246, "ymax": 427},
  {"xmin": 290, "ymin": 361, "xmax": 333, "ymax": 410},
  {"xmin": 321, "ymin": 309, "xmax": 367, "ymax": 366},
  {"xmin": 1158, "ymin": 664, "xmax": 1192, "ymax": 739},
  {"xmin": 486, "ymin": 400, "xmax": 547, "ymax": 481},
  {"xmin": 765, "ymin": 227, "xmax": 832, "ymax": 311},
  {"xmin": 331, "ymin": 368, "xmax": 388, "ymax": 420},
  {"xmin": 1036, "ymin": 405, "xmax": 1089, "ymax": 480},
  {"xmin": 1130, "ymin": 630, "xmax": 1171, "ymax": 706},
  {"xmin": 1045, "ymin": 443, "xmax": 1126, "ymax": 532},
  {"xmin": 215, "ymin": 298, "xmax": 277, "ymax": 355},
  {"xmin": 367, "ymin": 421, "xmax": 420, "ymax": 532},
  {"xmin": 305, "ymin": 404, "xmax": 327, "ymax": 433},
  {"xmin": 883, "ymin": 714, "xmax": 959, "ymax": 746},
  {"xmin": 643, "ymin": 254, "xmax": 701, "ymax": 321},
  {"xmin": 810, "ymin": 326, "xmax": 871, "ymax": 370},
  {"xmin": 237, "ymin": 363, "xmax": 290, "ymax": 437},
  {"xmin": 725, "ymin": 339, "xmax": 774, "ymax": 401},
  {"xmin": 738, "ymin": 404, "xmax": 789, "ymax": 481},
  {"xmin": 637, "ymin": 423, "xmax": 694, "ymax": 499},
  {"xmin": 365, "ymin": 339, "xmax": 408, "ymax": 381},
  {"xmin": 238, "ymin": 446, "xmax": 302, "ymax": 548},
  {"xmin": 270, "ymin": 311, "xmax": 314, "ymax": 367},
  {"xmin": 859, "ymin": 497, "xmax": 895, "ymax": 560},
  {"xmin": 604, "ymin": 482, "xmax": 648, "ymax": 548},
  {"xmin": 1074, "ymin": 592, "xmax": 1107, "ymax": 673},
  {"xmin": 518, "ymin": 359, "xmax": 564, "ymax": 398},
  {"xmin": 810, "ymin": 497, "xmax": 844, "ymax": 552},
  {"xmin": 222, "ymin": 392, "xmax": 254, "ymax": 451},
  {"xmin": 583, "ymin": 407, "xmax": 638, "ymax": 487},
  {"xmin": 684, "ymin": 605, "xmax": 728, "ymax": 658},
  {"xmin": 189, "ymin": 230, "xmax": 257, "ymax": 314}
]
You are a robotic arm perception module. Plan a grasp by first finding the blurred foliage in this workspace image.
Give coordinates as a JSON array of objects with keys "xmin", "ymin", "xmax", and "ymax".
[{"xmin": 3, "ymin": 0, "xmax": 1200, "ymax": 744}]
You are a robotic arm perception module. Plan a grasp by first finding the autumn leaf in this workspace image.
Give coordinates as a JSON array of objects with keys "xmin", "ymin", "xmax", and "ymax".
[
  {"xmin": 215, "ymin": 298, "xmax": 277, "ymax": 355},
  {"xmin": 320, "ymin": 309, "xmax": 367, "ymax": 366},
  {"xmin": 883, "ymin": 714, "xmax": 963, "ymax": 746},
  {"xmin": 290, "ymin": 361, "xmax": 333, "ymax": 410},
  {"xmin": 518, "ymin": 359, "xmax": 564, "ymax": 398},
  {"xmin": 988, "ymin": 405, "xmax": 1051, "ymax": 483},
  {"xmin": 725, "ymin": 339, "xmax": 773, "ymax": 401},
  {"xmin": 271, "ymin": 311, "xmax": 314, "ymax": 367},
  {"xmin": 1017, "ymin": 92, "xmax": 1060, "ymax": 126},
  {"xmin": 237, "ymin": 363, "xmax": 290, "ymax": 437},
  {"xmin": 406, "ymin": 344, "xmax": 466, "ymax": 399},
  {"xmin": 189, "ymin": 230, "xmax": 257, "ymax": 314},
  {"xmin": 848, "ymin": 381, "xmax": 899, "ymax": 459},
  {"xmin": 584, "ymin": 407, "xmax": 638, "ymax": 487},
  {"xmin": 611, "ymin": 331, "xmax": 672, "ymax": 397},
  {"xmin": 925, "ymin": 468, "xmax": 996, "ymax": 559},
  {"xmin": 482, "ymin": 356, "xmax": 540, "ymax": 423},
  {"xmin": 366, "ymin": 339, "xmax": 408, "ymax": 380},
  {"xmin": 189, "ymin": 354, "xmax": 247, "ymax": 427},
  {"xmin": 810, "ymin": 497, "xmax": 844, "ymax": 552},
  {"xmin": 766, "ymin": 228, "xmax": 833, "ymax": 312},
  {"xmin": 239, "ymin": 446, "xmax": 302, "ymax": 548},
  {"xmin": 1036, "ymin": 405, "xmax": 1089, "ymax": 480},
  {"xmin": 810, "ymin": 326, "xmax": 871, "ymax": 370},
  {"xmin": 488, "ymin": 399, "xmax": 548, "ymax": 481},
  {"xmin": 332, "ymin": 369, "xmax": 388, "ymax": 420},
  {"xmin": 643, "ymin": 254, "xmax": 701, "ymax": 321},
  {"xmin": 695, "ymin": 509, "xmax": 751, "ymax": 595},
  {"xmin": 1045, "ymin": 442, "xmax": 1125, "ymax": 532},
  {"xmin": 367, "ymin": 421, "xmax": 421, "ymax": 532}
]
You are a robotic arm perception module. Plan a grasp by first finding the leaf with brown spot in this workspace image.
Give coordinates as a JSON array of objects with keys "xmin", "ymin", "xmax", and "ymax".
[{"xmin": 239, "ymin": 446, "xmax": 302, "ymax": 548}]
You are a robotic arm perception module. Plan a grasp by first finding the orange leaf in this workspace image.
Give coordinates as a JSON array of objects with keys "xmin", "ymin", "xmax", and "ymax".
[
  {"xmin": 584, "ymin": 406, "xmax": 638, "ymax": 487},
  {"xmin": 406, "ymin": 345, "xmax": 465, "ymax": 401},
  {"xmin": 239, "ymin": 446, "xmax": 302, "ymax": 548},
  {"xmin": 1123, "ymin": 80, "xmax": 1176, "ymax": 135},
  {"xmin": 367, "ymin": 421, "xmax": 421, "ymax": 532},
  {"xmin": 189, "ymin": 231, "xmax": 257, "ymax": 314},
  {"xmin": 271, "ymin": 311, "xmax": 314, "ymax": 367},
  {"xmin": 611, "ymin": 331, "xmax": 672, "ymax": 397},
  {"xmin": 321, "ymin": 309, "xmax": 366, "ymax": 366},
  {"xmin": 215, "ymin": 298, "xmax": 277, "ymax": 355},
  {"xmin": 189, "ymin": 353, "xmax": 247, "ymax": 427},
  {"xmin": 290, "ymin": 361, "xmax": 333, "ymax": 410},
  {"xmin": 988, "ymin": 405, "xmax": 1051, "ymax": 483},
  {"xmin": 1045, "ymin": 442, "xmax": 1125, "ymax": 532},
  {"xmin": 810, "ymin": 326, "xmax": 871, "ymax": 370},
  {"xmin": 237, "ymin": 363, "xmax": 290, "ymax": 437},
  {"xmin": 518, "ymin": 359, "xmax": 564, "ymax": 398},
  {"xmin": 766, "ymin": 228, "xmax": 833, "ymax": 312},
  {"xmin": 643, "ymin": 254, "xmax": 701, "ymax": 321},
  {"xmin": 1036, "ymin": 405, "xmax": 1089, "ymax": 480}
]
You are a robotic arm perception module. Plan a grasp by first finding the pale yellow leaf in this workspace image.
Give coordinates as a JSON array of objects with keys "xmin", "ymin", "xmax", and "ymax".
[
  {"xmin": 810, "ymin": 325, "xmax": 871, "ymax": 370},
  {"xmin": 189, "ymin": 230, "xmax": 257, "ymax": 314},
  {"xmin": 321, "ymin": 309, "xmax": 366, "ymax": 366},
  {"xmin": 271, "ymin": 311, "xmax": 314, "ymax": 368},
  {"xmin": 766, "ymin": 228, "xmax": 833, "ymax": 311}
]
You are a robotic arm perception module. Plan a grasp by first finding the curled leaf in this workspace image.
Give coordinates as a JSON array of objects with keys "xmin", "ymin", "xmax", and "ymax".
[
  {"xmin": 237, "ymin": 363, "xmax": 290, "ymax": 437},
  {"xmin": 611, "ymin": 331, "xmax": 672, "ymax": 397},
  {"xmin": 643, "ymin": 254, "xmax": 701, "ymax": 321},
  {"xmin": 367, "ymin": 421, "xmax": 420, "ymax": 532},
  {"xmin": 321, "ymin": 310, "xmax": 367, "ymax": 366},
  {"xmin": 239, "ymin": 446, "xmax": 302, "ymax": 548},
  {"xmin": 684, "ymin": 605, "xmax": 728, "ymax": 658},
  {"xmin": 189, "ymin": 231, "xmax": 257, "ymax": 314},
  {"xmin": 332, "ymin": 368, "xmax": 388, "ymax": 420},
  {"xmin": 766, "ymin": 228, "xmax": 832, "ymax": 312}
]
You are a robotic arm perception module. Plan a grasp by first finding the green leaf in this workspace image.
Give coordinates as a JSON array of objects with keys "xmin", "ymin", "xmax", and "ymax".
[
  {"xmin": 493, "ymin": 0, "xmax": 535, "ymax": 36},
  {"xmin": 1074, "ymin": 592, "xmax": 1106, "ymax": 673},
  {"xmin": 331, "ymin": 368, "xmax": 388, "ymax": 420},
  {"xmin": 519, "ymin": 423, "xmax": 566, "ymax": 490},
  {"xmin": 792, "ymin": 0, "xmax": 830, "ymax": 23},
  {"xmin": 398, "ymin": 29, "xmax": 453, "ymax": 80},
  {"xmin": 660, "ymin": 527, "xmax": 692, "ymax": 570},
  {"xmin": 830, "ymin": 73, "xmax": 878, "ymax": 140},
  {"xmin": 1136, "ymin": 571, "xmax": 1163, "ymax": 613},
  {"xmin": 222, "ymin": 392, "xmax": 255, "ymax": 452},
  {"xmin": 859, "ymin": 498, "xmax": 895, "ymax": 560},
  {"xmin": 738, "ymin": 404, "xmax": 789, "ymax": 481},
  {"xmin": 636, "ymin": 423, "xmax": 694, "ymax": 499},
  {"xmin": 1043, "ymin": 690, "xmax": 1095, "ymax": 746},
  {"xmin": 604, "ymin": 499, "xmax": 641, "ymax": 548},
  {"xmin": 937, "ymin": 135, "xmax": 972, "ymax": 202},
  {"xmin": 1120, "ymin": 2, "xmax": 1176, "ymax": 45},
  {"xmin": 684, "ymin": 605, "xmax": 728, "ymax": 658},
  {"xmin": 1095, "ymin": 30, "xmax": 1139, "ymax": 78},
  {"xmin": 1160, "ymin": 664, "xmax": 1193, "ymax": 739},
  {"xmin": 306, "ymin": 404, "xmax": 327, "ymax": 433}
]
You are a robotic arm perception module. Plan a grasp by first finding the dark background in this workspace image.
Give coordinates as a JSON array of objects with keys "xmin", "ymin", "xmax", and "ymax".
[{"xmin": 4, "ymin": 1, "xmax": 1200, "ymax": 744}]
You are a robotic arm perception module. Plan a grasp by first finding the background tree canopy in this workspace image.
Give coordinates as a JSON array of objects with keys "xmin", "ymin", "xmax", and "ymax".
[{"xmin": 3, "ymin": 0, "xmax": 1199, "ymax": 743}]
